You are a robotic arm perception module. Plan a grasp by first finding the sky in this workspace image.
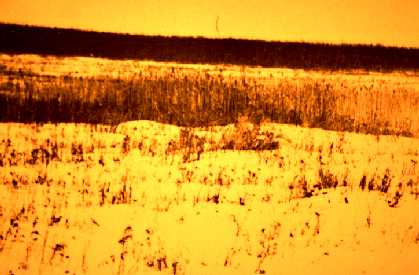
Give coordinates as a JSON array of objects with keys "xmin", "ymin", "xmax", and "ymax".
[{"xmin": 0, "ymin": 0, "xmax": 418, "ymax": 48}]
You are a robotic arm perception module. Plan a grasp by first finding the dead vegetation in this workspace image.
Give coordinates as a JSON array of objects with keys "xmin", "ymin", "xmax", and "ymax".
[{"xmin": 0, "ymin": 55, "xmax": 418, "ymax": 137}]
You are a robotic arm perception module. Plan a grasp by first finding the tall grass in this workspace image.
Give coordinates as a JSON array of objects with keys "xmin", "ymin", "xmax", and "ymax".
[{"xmin": 0, "ymin": 68, "xmax": 418, "ymax": 137}]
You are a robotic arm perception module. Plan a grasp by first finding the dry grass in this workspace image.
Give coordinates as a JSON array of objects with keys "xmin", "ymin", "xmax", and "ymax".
[{"xmin": 0, "ymin": 54, "xmax": 418, "ymax": 136}]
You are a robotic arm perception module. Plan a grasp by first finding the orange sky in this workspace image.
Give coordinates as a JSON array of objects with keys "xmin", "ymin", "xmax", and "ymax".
[{"xmin": 0, "ymin": 0, "xmax": 418, "ymax": 47}]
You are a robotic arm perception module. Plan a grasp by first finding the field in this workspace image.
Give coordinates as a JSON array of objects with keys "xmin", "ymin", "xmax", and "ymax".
[{"xmin": 0, "ymin": 54, "xmax": 418, "ymax": 275}]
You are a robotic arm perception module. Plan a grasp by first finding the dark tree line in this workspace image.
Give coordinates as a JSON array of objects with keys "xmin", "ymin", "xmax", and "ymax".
[{"xmin": 1, "ymin": 23, "xmax": 419, "ymax": 71}]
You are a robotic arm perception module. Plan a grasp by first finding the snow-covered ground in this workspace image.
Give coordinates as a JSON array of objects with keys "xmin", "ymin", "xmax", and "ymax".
[{"xmin": 1, "ymin": 120, "xmax": 418, "ymax": 274}]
